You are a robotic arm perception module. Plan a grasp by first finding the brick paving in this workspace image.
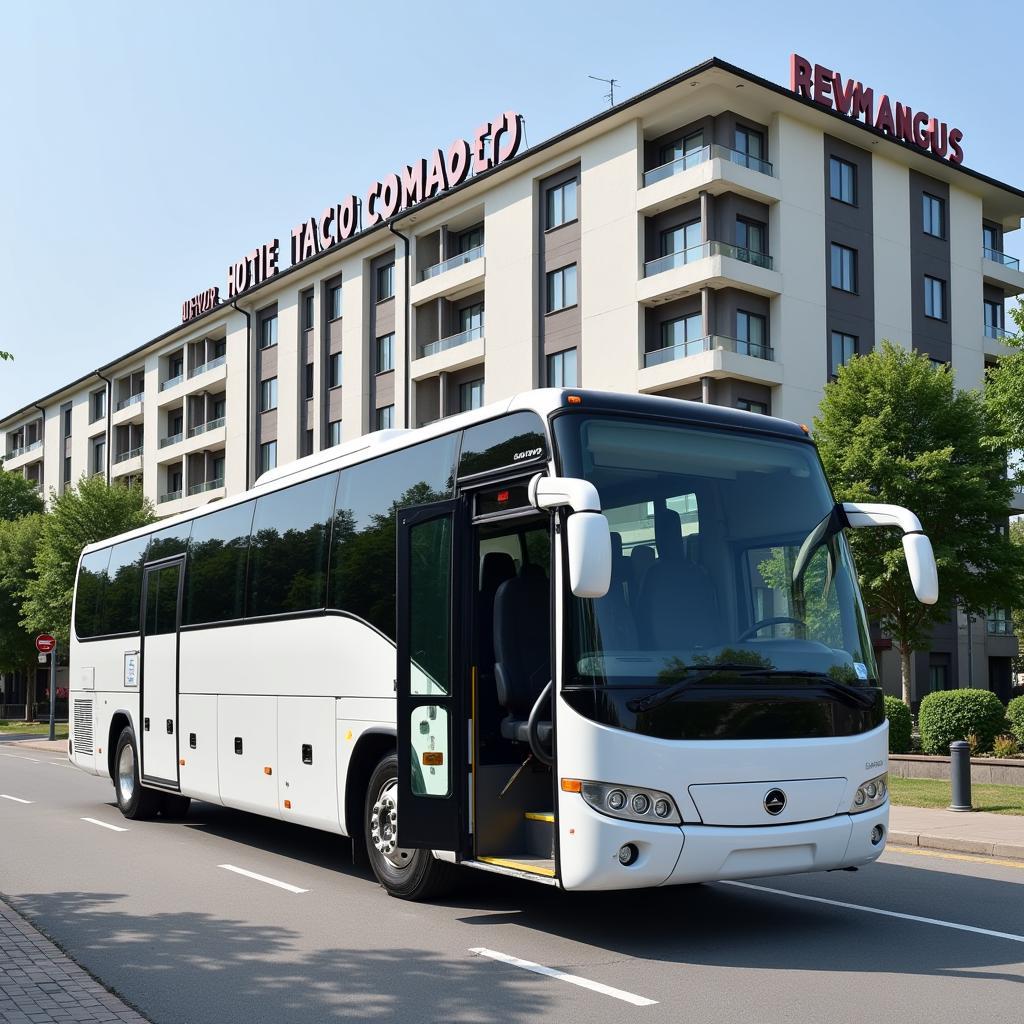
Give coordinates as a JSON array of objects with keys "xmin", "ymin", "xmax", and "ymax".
[{"xmin": 0, "ymin": 897, "xmax": 148, "ymax": 1023}]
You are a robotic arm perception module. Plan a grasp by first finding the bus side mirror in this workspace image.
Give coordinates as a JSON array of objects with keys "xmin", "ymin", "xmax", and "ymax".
[
  {"xmin": 529, "ymin": 474, "xmax": 612, "ymax": 599},
  {"xmin": 842, "ymin": 502, "xmax": 939, "ymax": 605}
]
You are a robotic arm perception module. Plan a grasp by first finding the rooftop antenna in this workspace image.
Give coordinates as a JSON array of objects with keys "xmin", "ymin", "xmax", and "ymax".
[{"xmin": 588, "ymin": 75, "xmax": 618, "ymax": 108}]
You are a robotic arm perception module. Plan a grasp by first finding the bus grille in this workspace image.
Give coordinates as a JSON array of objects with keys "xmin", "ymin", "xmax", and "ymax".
[{"xmin": 73, "ymin": 699, "xmax": 93, "ymax": 754}]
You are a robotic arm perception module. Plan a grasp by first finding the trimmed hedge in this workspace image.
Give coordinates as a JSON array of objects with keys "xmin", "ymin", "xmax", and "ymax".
[
  {"xmin": 884, "ymin": 696, "xmax": 912, "ymax": 754},
  {"xmin": 1007, "ymin": 695, "xmax": 1024, "ymax": 747},
  {"xmin": 918, "ymin": 688, "xmax": 1008, "ymax": 755}
]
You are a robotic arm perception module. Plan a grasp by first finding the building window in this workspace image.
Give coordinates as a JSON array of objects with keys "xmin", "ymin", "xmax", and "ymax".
[
  {"xmin": 736, "ymin": 398, "xmax": 769, "ymax": 415},
  {"xmin": 62, "ymin": 454, "xmax": 71, "ymax": 487},
  {"xmin": 212, "ymin": 396, "xmax": 226, "ymax": 420},
  {"xmin": 260, "ymin": 377, "xmax": 278, "ymax": 412},
  {"xmin": 303, "ymin": 291, "xmax": 315, "ymax": 331},
  {"xmin": 546, "ymin": 264, "xmax": 578, "ymax": 312},
  {"xmin": 376, "ymin": 333, "xmax": 395, "ymax": 373},
  {"xmin": 260, "ymin": 314, "xmax": 278, "ymax": 349},
  {"xmin": 929, "ymin": 357, "xmax": 948, "ymax": 371},
  {"xmin": 376, "ymin": 405, "xmax": 395, "ymax": 430},
  {"xmin": 829, "ymin": 156, "xmax": 856, "ymax": 204},
  {"xmin": 661, "ymin": 219, "xmax": 701, "ymax": 258},
  {"xmin": 329, "ymin": 282, "xmax": 343, "ymax": 320},
  {"xmin": 376, "ymin": 262, "xmax": 395, "ymax": 301},
  {"xmin": 983, "ymin": 224, "xmax": 999, "ymax": 257},
  {"xmin": 260, "ymin": 440, "xmax": 277, "ymax": 473},
  {"xmin": 90, "ymin": 389, "xmax": 106, "ymax": 423},
  {"xmin": 329, "ymin": 420, "xmax": 342, "ymax": 447},
  {"xmin": 546, "ymin": 178, "xmax": 578, "ymax": 229},
  {"xmin": 922, "ymin": 193, "xmax": 945, "ymax": 238},
  {"xmin": 924, "ymin": 276, "xmax": 946, "ymax": 320},
  {"xmin": 547, "ymin": 348, "xmax": 578, "ymax": 388},
  {"xmin": 830, "ymin": 243, "xmax": 857, "ymax": 292},
  {"xmin": 169, "ymin": 465, "xmax": 183, "ymax": 493},
  {"xmin": 734, "ymin": 126, "xmax": 765, "ymax": 164},
  {"xmin": 212, "ymin": 454, "xmax": 225, "ymax": 481},
  {"xmin": 459, "ymin": 379, "xmax": 484, "ymax": 412},
  {"xmin": 456, "ymin": 225, "xmax": 483, "ymax": 253},
  {"xmin": 928, "ymin": 660, "xmax": 949, "ymax": 692},
  {"xmin": 329, "ymin": 352, "xmax": 343, "ymax": 388},
  {"xmin": 984, "ymin": 300, "xmax": 1004, "ymax": 338},
  {"xmin": 61, "ymin": 402, "xmax": 72, "ymax": 438},
  {"xmin": 661, "ymin": 312, "xmax": 704, "ymax": 353},
  {"xmin": 736, "ymin": 311, "xmax": 768, "ymax": 357},
  {"xmin": 736, "ymin": 217, "xmax": 766, "ymax": 256},
  {"xmin": 459, "ymin": 302, "xmax": 484, "ymax": 338},
  {"xmin": 661, "ymin": 130, "xmax": 704, "ymax": 167},
  {"xmin": 831, "ymin": 331, "xmax": 858, "ymax": 373},
  {"xmin": 91, "ymin": 436, "xmax": 106, "ymax": 476},
  {"xmin": 302, "ymin": 429, "xmax": 314, "ymax": 457},
  {"xmin": 304, "ymin": 363, "xmax": 314, "ymax": 400}
]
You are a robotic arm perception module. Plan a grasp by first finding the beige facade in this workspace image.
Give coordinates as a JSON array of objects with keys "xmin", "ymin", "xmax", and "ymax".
[{"xmin": 4, "ymin": 58, "xmax": 1024, "ymax": 700}]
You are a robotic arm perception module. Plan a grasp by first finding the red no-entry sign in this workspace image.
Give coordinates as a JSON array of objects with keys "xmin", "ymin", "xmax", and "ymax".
[{"xmin": 35, "ymin": 634, "xmax": 55, "ymax": 654}]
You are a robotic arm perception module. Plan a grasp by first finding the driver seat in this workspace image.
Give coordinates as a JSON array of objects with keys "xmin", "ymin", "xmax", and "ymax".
[{"xmin": 493, "ymin": 563, "xmax": 552, "ymax": 743}]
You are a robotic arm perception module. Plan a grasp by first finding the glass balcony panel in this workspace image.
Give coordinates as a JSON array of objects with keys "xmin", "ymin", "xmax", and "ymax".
[
  {"xmin": 159, "ymin": 490, "xmax": 182, "ymax": 503},
  {"xmin": 159, "ymin": 432, "xmax": 183, "ymax": 449},
  {"xmin": 113, "ymin": 445, "xmax": 143, "ymax": 464},
  {"xmin": 116, "ymin": 393, "xmax": 144, "ymax": 411},
  {"xmin": 983, "ymin": 247, "xmax": 1021, "ymax": 271},
  {"xmin": 642, "ymin": 144, "xmax": 774, "ymax": 188},
  {"xmin": 187, "ymin": 478, "xmax": 225, "ymax": 495},
  {"xmin": 420, "ymin": 324, "xmax": 483, "ymax": 358},
  {"xmin": 643, "ymin": 334, "xmax": 774, "ymax": 368},
  {"xmin": 984, "ymin": 322, "xmax": 1013, "ymax": 340},
  {"xmin": 160, "ymin": 374, "xmax": 184, "ymax": 392},
  {"xmin": 421, "ymin": 244, "xmax": 485, "ymax": 281},
  {"xmin": 190, "ymin": 354, "xmax": 227, "ymax": 378}
]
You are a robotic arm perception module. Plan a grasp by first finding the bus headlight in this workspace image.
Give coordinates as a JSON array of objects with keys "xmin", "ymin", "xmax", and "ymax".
[
  {"xmin": 850, "ymin": 773, "xmax": 887, "ymax": 814},
  {"xmin": 579, "ymin": 781, "xmax": 681, "ymax": 825}
]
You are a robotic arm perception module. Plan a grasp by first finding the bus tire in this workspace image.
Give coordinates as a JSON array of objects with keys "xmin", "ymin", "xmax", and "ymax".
[
  {"xmin": 364, "ymin": 753, "xmax": 456, "ymax": 901},
  {"xmin": 160, "ymin": 793, "xmax": 192, "ymax": 818},
  {"xmin": 113, "ymin": 726, "xmax": 162, "ymax": 820}
]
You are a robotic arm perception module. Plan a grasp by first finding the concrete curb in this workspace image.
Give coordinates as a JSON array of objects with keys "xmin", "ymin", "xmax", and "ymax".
[
  {"xmin": 888, "ymin": 831, "xmax": 1024, "ymax": 861},
  {"xmin": 10, "ymin": 738, "xmax": 68, "ymax": 753}
]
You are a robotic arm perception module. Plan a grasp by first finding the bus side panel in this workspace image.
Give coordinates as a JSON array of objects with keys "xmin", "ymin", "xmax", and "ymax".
[
  {"xmin": 179, "ymin": 693, "xmax": 221, "ymax": 805},
  {"xmin": 217, "ymin": 695, "xmax": 280, "ymax": 818},
  {"xmin": 278, "ymin": 696, "xmax": 341, "ymax": 833},
  {"xmin": 336, "ymin": 697, "xmax": 397, "ymax": 836}
]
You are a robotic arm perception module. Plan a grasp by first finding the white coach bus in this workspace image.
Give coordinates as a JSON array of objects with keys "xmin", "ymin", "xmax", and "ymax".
[{"xmin": 68, "ymin": 389, "xmax": 937, "ymax": 899}]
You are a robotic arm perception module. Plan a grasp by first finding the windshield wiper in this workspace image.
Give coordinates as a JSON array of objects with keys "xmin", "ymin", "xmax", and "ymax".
[{"xmin": 627, "ymin": 667, "xmax": 879, "ymax": 715}]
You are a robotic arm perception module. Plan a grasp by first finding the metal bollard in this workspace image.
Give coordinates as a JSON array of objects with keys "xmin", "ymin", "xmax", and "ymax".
[{"xmin": 948, "ymin": 740, "xmax": 972, "ymax": 812}]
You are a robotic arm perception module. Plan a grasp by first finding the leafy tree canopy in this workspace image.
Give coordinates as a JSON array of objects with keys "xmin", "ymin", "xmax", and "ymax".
[
  {"xmin": 0, "ymin": 513, "xmax": 43, "ymax": 674},
  {"xmin": 984, "ymin": 304, "xmax": 1024, "ymax": 476},
  {"xmin": 0, "ymin": 468, "xmax": 44, "ymax": 521}
]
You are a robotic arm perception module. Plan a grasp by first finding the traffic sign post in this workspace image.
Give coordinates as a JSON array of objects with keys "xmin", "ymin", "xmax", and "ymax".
[{"xmin": 35, "ymin": 635, "xmax": 57, "ymax": 742}]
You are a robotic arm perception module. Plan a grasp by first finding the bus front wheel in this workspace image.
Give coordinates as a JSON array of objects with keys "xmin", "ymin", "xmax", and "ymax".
[
  {"xmin": 364, "ymin": 753, "xmax": 454, "ymax": 901},
  {"xmin": 113, "ymin": 727, "xmax": 162, "ymax": 820}
]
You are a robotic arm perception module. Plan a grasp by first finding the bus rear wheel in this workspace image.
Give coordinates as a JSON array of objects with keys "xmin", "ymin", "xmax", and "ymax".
[
  {"xmin": 364, "ymin": 753, "xmax": 455, "ymax": 901},
  {"xmin": 113, "ymin": 726, "xmax": 162, "ymax": 820}
]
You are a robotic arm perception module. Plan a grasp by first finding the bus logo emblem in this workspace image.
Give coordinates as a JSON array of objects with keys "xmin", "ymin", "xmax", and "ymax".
[{"xmin": 764, "ymin": 789, "xmax": 787, "ymax": 815}]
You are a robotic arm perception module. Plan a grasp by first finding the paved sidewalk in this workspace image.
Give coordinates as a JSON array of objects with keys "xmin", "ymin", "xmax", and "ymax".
[
  {"xmin": 0, "ymin": 897, "xmax": 148, "ymax": 1023},
  {"xmin": 889, "ymin": 804, "xmax": 1024, "ymax": 860},
  {"xmin": 8, "ymin": 739, "xmax": 68, "ymax": 754}
]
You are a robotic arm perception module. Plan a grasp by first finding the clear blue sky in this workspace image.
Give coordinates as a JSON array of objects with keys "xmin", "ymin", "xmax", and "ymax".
[{"xmin": 2, "ymin": 0, "xmax": 1022, "ymax": 413}]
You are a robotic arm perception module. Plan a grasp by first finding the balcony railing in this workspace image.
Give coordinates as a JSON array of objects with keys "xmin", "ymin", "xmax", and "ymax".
[
  {"xmin": 159, "ymin": 432, "xmax": 183, "ymax": 449},
  {"xmin": 987, "ymin": 616, "xmax": 1013, "ymax": 635},
  {"xmin": 4, "ymin": 438, "xmax": 43, "ymax": 460},
  {"xmin": 115, "ymin": 392, "xmax": 144, "ymax": 412},
  {"xmin": 643, "ymin": 333, "xmax": 774, "ymax": 368},
  {"xmin": 159, "ymin": 373, "xmax": 184, "ymax": 392},
  {"xmin": 113, "ymin": 445, "xmax": 143, "ymax": 464},
  {"xmin": 188, "ymin": 477, "xmax": 224, "ymax": 496},
  {"xmin": 188, "ymin": 416, "xmax": 226, "ymax": 438},
  {"xmin": 643, "ymin": 143, "xmax": 774, "ymax": 188},
  {"xmin": 159, "ymin": 489, "xmax": 182, "ymax": 503},
  {"xmin": 421, "ymin": 244, "xmax": 484, "ymax": 281},
  {"xmin": 190, "ymin": 354, "xmax": 226, "ymax": 378},
  {"xmin": 644, "ymin": 240, "xmax": 774, "ymax": 278},
  {"xmin": 984, "ymin": 322, "xmax": 1014, "ymax": 340},
  {"xmin": 420, "ymin": 323, "xmax": 483, "ymax": 358},
  {"xmin": 983, "ymin": 246, "xmax": 1021, "ymax": 271}
]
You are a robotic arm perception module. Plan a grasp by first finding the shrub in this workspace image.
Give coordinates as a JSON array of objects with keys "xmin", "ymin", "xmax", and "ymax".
[
  {"xmin": 992, "ymin": 734, "xmax": 1020, "ymax": 759},
  {"xmin": 918, "ymin": 689, "xmax": 1008, "ymax": 755},
  {"xmin": 1007, "ymin": 695, "xmax": 1024, "ymax": 747},
  {"xmin": 884, "ymin": 696, "xmax": 912, "ymax": 754}
]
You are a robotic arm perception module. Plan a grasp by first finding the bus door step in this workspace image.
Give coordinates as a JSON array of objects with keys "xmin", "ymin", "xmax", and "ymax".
[{"xmin": 523, "ymin": 810, "xmax": 555, "ymax": 858}]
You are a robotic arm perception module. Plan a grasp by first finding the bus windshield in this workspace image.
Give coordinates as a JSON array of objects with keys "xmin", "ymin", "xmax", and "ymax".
[{"xmin": 553, "ymin": 414, "xmax": 877, "ymax": 689}]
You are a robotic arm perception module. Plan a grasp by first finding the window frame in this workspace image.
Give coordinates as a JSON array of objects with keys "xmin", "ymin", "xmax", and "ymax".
[
  {"xmin": 259, "ymin": 314, "xmax": 278, "ymax": 350},
  {"xmin": 546, "ymin": 348, "xmax": 578, "ymax": 388},
  {"xmin": 329, "ymin": 351, "xmax": 343, "ymax": 389},
  {"xmin": 328, "ymin": 282, "xmax": 343, "ymax": 321},
  {"xmin": 830, "ymin": 242, "xmax": 858, "ymax": 293},
  {"xmin": 459, "ymin": 378, "xmax": 485, "ymax": 412},
  {"xmin": 829, "ymin": 156, "xmax": 857, "ymax": 205},
  {"xmin": 259, "ymin": 440, "xmax": 278, "ymax": 474},
  {"xmin": 924, "ymin": 275, "xmax": 946, "ymax": 321},
  {"xmin": 545, "ymin": 177, "xmax": 579, "ymax": 231},
  {"xmin": 830, "ymin": 330, "xmax": 858, "ymax": 375},
  {"xmin": 376, "ymin": 262, "xmax": 396, "ymax": 302},
  {"xmin": 922, "ymin": 192, "xmax": 945, "ymax": 239},
  {"xmin": 376, "ymin": 333, "xmax": 396, "ymax": 374},
  {"xmin": 259, "ymin": 377, "xmax": 278, "ymax": 413},
  {"xmin": 545, "ymin": 263, "xmax": 579, "ymax": 314}
]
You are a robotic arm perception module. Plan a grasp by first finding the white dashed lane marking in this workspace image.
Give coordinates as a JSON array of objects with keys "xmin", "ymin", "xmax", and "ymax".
[
  {"xmin": 218, "ymin": 864, "xmax": 309, "ymax": 894},
  {"xmin": 0, "ymin": 794, "xmax": 33, "ymax": 804},
  {"xmin": 81, "ymin": 816, "xmax": 128, "ymax": 832}
]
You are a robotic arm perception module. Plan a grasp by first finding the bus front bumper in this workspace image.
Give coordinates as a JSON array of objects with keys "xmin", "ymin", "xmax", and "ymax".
[{"xmin": 560, "ymin": 802, "xmax": 888, "ymax": 891}]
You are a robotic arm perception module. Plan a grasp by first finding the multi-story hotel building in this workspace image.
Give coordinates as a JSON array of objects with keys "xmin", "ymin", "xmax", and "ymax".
[{"xmin": 3, "ymin": 56, "xmax": 1023, "ymax": 703}]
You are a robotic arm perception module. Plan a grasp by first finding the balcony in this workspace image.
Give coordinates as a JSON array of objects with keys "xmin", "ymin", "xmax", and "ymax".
[
  {"xmin": 188, "ymin": 416, "xmax": 226, "ymax": 438},
  {"xmin": 115, "ymin": 392, "xmax": 144, "ymax": 412},
  {"xmin": 987, "ymin": 616, "xmax": 1013, "ymax": 636},
  {"xmin": 637, "ymin": 241, "xmax": 782, "ymax": 306},
  {"xmin": 643, "ymin": 333, "xmax": 773, "ymax": 368},
  {"xmin": 411, "ymin": 332, "xmax": 485, "ymax": 383},
  {"xmin": 190, "ymin": 354, "xmax": 227, "ymax": 380},
  {"xmin": 159, "ymin": 489, "xmax": 182, "ymax": 503},
  {"xmin": 159, "ymin": 432, "xmax": 184, "ymax": 449},
  {"xmin": 188, "ymin": 477, "xmax": 225, "ymax": 496},
  {"xmin": 643, "ymin": 144, "xmax": 773, "ymax": 188},
  {"xmin": 4, "ymin": 438, "xmax": 43, "ymax": 463},
  {"xmin": 982, "ymin": 247, "xmax": 1024, "ymax": 296},
  {"xmin": 159, "ymin": 373, "xmax": 184, "ymax": 393},
  {"xmin": 422, "ymin": 244, "xmax": 484, "ymax": 281},
  {"xmin": 112, "ymin": 393, "xmax": 145, "ymax": 426},
  {"xmin": 421, "ymin": 324, "xmax": 482, "ymax": 358},
  {"xmin": 113, "ymin": 445, "xmax": 143, "ymax": 464},
  {"xmin": 411, "ymin": 248, "xmax": 486, "ymax": 306},
  {"xmin": 984, "ymin": 247, "xmax": 1020, "ymax": 271}
]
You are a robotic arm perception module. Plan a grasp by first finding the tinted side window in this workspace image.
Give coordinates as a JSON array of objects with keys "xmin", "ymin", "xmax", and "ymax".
[
  {"xmin": 75, "ymin": 548, "xmax": 111, "ymax": 639},
  {"xmin": 184, "ymin": 501, "xmax": 255, "ymax": 626},
  {"xmin": 247, "ymin": 473, "xmax": 339, "ymax": 617},
  {"xmin": 458, "ymin": 412, "xmax": 547, "ymax": 478},
  {"xmin": 145, "ymin": 563, "xmax": 180, "ymax": 636},
  {"xmin": 329, "ymin": 436, "xmax": 457, "ymax": 638},
  {"xmin": 148, "ymin": 521, "xmax": 193, "ymax": 562},
  {"xmin": 102, "ymin": 536, "xmax": 149, "ymax": 634}
]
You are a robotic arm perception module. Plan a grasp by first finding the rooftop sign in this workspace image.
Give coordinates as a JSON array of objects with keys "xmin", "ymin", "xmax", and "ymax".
[
  {"xmin": 181, "ymin": 111, "xmax": 524, "ymax": 324},
  {"xmin": 789, "ymin": 54, "xmax": 963, "ymax": 165}
]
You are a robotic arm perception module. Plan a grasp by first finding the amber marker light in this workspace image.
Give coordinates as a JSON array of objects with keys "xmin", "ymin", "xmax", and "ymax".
[
  {"xmin": 263, "ymin": 766, "xmax": 273, "ymax": 775},
  {"xmin": 284, "ymin": 799, "xmax": 292, "ymax": 810},
  {"xmin": 567, "ymin": 394, "xmax": 582, "ymax": 405},
  {"xmin": 422, "ymin": 752, "xmax": 444, "ymax": 766},
  {"xmin": 561, "ymin": 778, "xmax": 582, "ymax": 793}
]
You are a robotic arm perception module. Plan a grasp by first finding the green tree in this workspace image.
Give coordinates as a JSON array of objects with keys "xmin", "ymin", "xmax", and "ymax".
[
  {"xmin": 814, "ymin": 341, "xmax": 1024, "ymax": 705},
  {"xmin": 0, "ymin": 513, "xmax": 43, "ymax": 677},
  {"xmin": 0, "ymin": 467, "xmax": 45, "ymax": 521},
  {"xmin": 20, "ymin": 476, "xmax": 155, "ymax": 644},
  {"xmin": 984, "ymin": 304, "xmax": 1024, "ymax": 477}
]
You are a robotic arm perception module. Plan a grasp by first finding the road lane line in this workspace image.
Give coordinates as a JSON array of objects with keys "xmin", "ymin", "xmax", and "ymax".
[
  {"xmin": 884, "ymin": 846, "xmax": 1024, "ymax": 871},
  {"xmin": 1, "ymin": 794, "xmax": 33, "ymax": 804},
  {"xmin": 218, "ymin": 864, "xmax": 309, "ymax": 894},
  {"xmin": 469, "ymin": 947, "xmax": 658, "ymax": 1007},
  {"xmin": 722, "ymin": 880, "xmax": 1024, "ymax": 944},
  {"xmin": 81, "ymin": 817, "xmax": 128, "ymax": 832}
]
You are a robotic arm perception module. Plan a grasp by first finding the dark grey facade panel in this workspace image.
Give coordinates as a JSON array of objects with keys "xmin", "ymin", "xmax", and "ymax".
[
  {"xmin": 539, "ymin": 163, "xmax": 582, "ymax": 382},
  {"xmin": 908, "ymin": 169, "xmax": 951, "ymax": 363}
]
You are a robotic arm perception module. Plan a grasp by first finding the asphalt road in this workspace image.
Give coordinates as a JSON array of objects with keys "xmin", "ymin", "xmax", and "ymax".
[{"xmin": 2, "ymin": 740, "xmax": 1023, "ymax": 1024}]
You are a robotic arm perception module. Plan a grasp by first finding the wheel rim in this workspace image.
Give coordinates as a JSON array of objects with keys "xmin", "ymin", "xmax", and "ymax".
[
  {"xmin": 370, "ymin": 779, "xmax": 412, "ymax": 869},
  {"xmin": 118, "ymin": 743, "xmax": 135, "ymax": 803}
]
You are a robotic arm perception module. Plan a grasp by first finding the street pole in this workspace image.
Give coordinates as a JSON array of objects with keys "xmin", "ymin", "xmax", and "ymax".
[{"xmin": 48, "ymin": 640, "xmax": 57, "ymax": 742}]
